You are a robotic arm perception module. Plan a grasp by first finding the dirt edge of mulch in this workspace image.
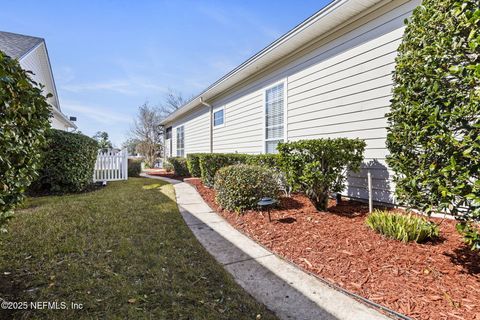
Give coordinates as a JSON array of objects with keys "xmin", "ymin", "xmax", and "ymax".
[{"xmin": 186, "ymin": 178, "xmax": 480, "ymax": 320}]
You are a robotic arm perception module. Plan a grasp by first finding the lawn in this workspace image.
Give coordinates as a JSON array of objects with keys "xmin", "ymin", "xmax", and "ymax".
[{"xmin": 0, "ymin": 178, "xmax": 276, "ymax": 319}]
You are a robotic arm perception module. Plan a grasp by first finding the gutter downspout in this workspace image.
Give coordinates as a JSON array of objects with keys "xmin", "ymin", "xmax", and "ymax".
[{"xmin": 199, "ymin": 97, "xmax": 213, "ymax": 153}]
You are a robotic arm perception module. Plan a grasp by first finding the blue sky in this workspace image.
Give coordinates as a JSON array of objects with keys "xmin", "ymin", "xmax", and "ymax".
[{"xmin": 1, "ymin": 0, "xmax": 330, "ymax": 146}]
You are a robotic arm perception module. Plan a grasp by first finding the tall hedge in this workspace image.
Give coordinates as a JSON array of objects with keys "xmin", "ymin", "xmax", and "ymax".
[
  {"xmin": 386, "ymin": 0, "xmax": 480, "ymax": 249},
  {"xmin": 199, "ymin": 154, "xmax": 249, "ymax": 187},
  {"xmin": 167, "ymin": 157, "xmax": 190, "ymax": 177},
  {"xmin": 186, "ymin": 153, "xmax": 207, "ymax": 177},
  {"xmin": 0, "ymin": 51, "xmax": 51, "ymax": 231},
  {"xmin": 33, "ymin": 129, "xmax": 98, "ymax": 193}
]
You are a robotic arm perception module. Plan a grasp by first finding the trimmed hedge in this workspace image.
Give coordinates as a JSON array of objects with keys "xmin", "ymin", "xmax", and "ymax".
[
  {"xmin": 128, "ymin": 159, "xmax": 142, "ymax": 177},
  {"xmin": 186, "ymin": 153, "xmax": 207, "ymax": 177},
  {"xmin": 167, "ymin": 157, "xmax": 190, "ymax": 176},
  {"xmin": 33, "ymin": 129, "xmax": 98, "ymax": 193},
  {"xmin": 0, "ymin": 51, "xmax": 51, "ymax": 231},
  {"xmin": 199, "ymin": 153, "xmax": 249, "ymax": 187},
  {"xmin": 245, "ymin": 154, "xmax": 280, "ymax": 168},
  {"xmin": 214, "ymin": 164, "xmax": 280, "ymax": 212},
  {"xmin": 278, "ymin": 138, "xmax": 365, "ymax": 210},
  {"xmin": 366, "ymin": 210, "xmax": 439, "ymax": 243}
]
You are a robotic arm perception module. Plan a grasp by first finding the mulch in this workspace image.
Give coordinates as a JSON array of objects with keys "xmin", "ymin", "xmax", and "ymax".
[
  {"xmin": 187, "ymin": 178, "xmax": 480, "ymax": 320},
  {"xmin": 144, "ymin": 169, "xmax": 188, "ymax": 181}
]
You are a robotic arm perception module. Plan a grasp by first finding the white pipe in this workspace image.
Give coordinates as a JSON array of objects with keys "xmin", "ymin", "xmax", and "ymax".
[
  {"xmin": 199, "ymin": 97, "xmax": 213, "ymax": 153},
  {"xmin": 367, "ymin": 170, "xmax": 373, "ymax": 213}
]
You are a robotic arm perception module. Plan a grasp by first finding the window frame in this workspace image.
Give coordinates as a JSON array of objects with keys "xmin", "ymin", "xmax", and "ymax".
[
  {"xmin": 213, "ymin": 106, "xmax": 225, "ymax": 128},
  {"xmin": 176, "ymin": 125, "xmax": 185, "ymax": 157},
  {"xmin": 263, "ymin": 80, "xmax": 287, "ymax": 154}
]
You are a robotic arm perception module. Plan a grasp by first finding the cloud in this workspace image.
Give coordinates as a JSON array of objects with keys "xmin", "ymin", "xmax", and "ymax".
[
  {"xmin": 61, "ymin": 100, "xmax": 132, "ymax": 125},
  {"xmin": 61, "ymin": 80, "xmax": 137, "ymax": 95}
]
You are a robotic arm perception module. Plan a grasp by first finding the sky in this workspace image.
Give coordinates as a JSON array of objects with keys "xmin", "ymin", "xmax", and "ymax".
[{"xmin": 1, "ymin": 0, "xmax": 330, "ymax": 146}]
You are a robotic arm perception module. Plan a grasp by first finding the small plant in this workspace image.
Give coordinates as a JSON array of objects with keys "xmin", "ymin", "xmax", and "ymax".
[
  {"xmin": 214, "ymin": 164, "xmax": 280, "ymax": 212},
  {"xmin": 167, "ymin": 157, "xmax": 190, "ymax": 176},
  {"xmin": 186, "ymin": 153, "xmax": 207, "ymax": 177},
  {"xmin": 278, "ymin": 138, "xmax": 365, "ymax": 210},
  {"xmin": 164, "ymin": 162, "xmax": 173, "ymax": 173},
  {"xmin": 366, "ymin": 210, "xmax": 439, "ymax": 243},
  {"xmin": 199, "ymin": 154, "xmax": 249, "ymax": 187},
  {"xmin": 128, "ymin": 159, "xmax": 142, "ymax": 177}
]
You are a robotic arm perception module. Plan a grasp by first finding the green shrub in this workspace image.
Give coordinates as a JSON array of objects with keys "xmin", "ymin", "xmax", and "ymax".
[
  {"xmin": 32, "ymin": 129, "xmax": 98, "ymax": 193},
  {"xmin": 128, "ymin": 159, "xmax": 142, "ymax": 177},
  {"xmin": 186, "ymin": 153, "xmax": 207, "ymax": 177},
  {"xmin": 245, "ymin": 154, "xmax": 280, "ymax": 168},
  {"xmin": 386, "ymin": 0, "xmax": 480, "ymax": 249},
  {"xmin": 366, "ymin": 210, "xmax": 439, "ymax": 243},
  {"xmin": 167, "ymin": 157, "xmax": 190, "ymax": 176},
  {"xmin": 199, "ymin": 153, "xmax": 249, "ymax": 187},
  {"xmin": 214, "ymin": 164, "xmax": 280, "ymax": 212},
  {"xmin": 278, "ymin": 138, "xmax": 365, "ymax": 210},
  {"xmin": 163, "ymin": 161, "xmax": 173, "ymax": 173},
  {"xmin": 0, "ymin": 51, "xmax": 51, "ymax": 231}
]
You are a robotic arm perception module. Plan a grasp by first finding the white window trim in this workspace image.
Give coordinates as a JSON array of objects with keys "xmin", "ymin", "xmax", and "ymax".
[
  {"xmin": 263, "ymin": 79, "xmax": 288, "ymax": 154},
  {"xmin": 213, "ymin": 106, "xmax": 225, "ymax": 128},
  {"xmin": 176, "ymin": 125, "xmax": 185, "ymax": 157}
]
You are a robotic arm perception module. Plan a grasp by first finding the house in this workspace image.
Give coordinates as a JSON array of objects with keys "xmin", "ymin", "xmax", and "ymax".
[
  {"xmin": 161, "ymin": 0, "xmax": 421, "ymax": 204},
  {"xmin": 0, "ymin": 31, "xmax": 76, "ymax": 131}
]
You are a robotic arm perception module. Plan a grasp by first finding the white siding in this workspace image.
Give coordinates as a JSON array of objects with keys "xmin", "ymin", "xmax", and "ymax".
[
  {"xmin": 171, "ymin": 106, "xmax": 210, "ymax": 156},
  {"xmin": 165, "ymin": 0, "xmax": 421, "ymax": 204}
]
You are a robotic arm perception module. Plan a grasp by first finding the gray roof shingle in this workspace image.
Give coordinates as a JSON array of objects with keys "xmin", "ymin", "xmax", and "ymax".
[{"xmin": 0, "ymin": 31, "xmax": 44, "ymax": 59}]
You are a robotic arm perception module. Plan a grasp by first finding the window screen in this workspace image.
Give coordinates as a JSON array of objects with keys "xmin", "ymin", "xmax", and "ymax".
[
  {"xmin": 265, "ymin": 83, "xmax": 284, "ymax": 153},
  {"xmin": 214, "ymin": 109, "xmax": 224, "ymax": 126},
  {"xmin": 176, "ymin": 126, "xmax": 184, "ymax": 157}
]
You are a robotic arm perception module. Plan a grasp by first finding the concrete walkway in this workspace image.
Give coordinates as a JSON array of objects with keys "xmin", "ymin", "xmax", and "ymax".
[{"xmin": 143, "ymin": 174, "xmax": 390, "ymax": 320}]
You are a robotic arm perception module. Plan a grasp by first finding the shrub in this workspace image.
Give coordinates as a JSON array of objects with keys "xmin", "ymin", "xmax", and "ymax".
[
  {"xmin": 0, "ymin": 51, "xmax": 51, "ymax": 231},
  {"xmin": 186, "ymin": 153, "xmax": 207, "ymax": 177},
  {"xmin": 278, "ymin": 138, "xmax": 366, "ymax": 210},
  {"xmin": 33, "ymin": 129, "xmax": 98, "ymax": 193},
  {"xmin": 214, "ymin": 164, "xmax": 280, "ymax": 212},
  {"xmin": 163, "ymin": 161, "xmax": 173, "ymax": 173},
  {"xmin": 128, "ymin": 159, "xmax": 142, "ymax": 177},
  {"xmin": 199, "ymin": 153, "xmax": 249, "ymax": 187},
  {"xmin": 366, "ymin": 210, "xmax": 439, "ymax": 243},
  {"xmin": 386, "ymin": 0, "xmax": 480, "ymax": 249},
  {"xmin": 246, "ymin": 154, "xmax": 292, "ymax": 197},
  {"xmin": 167, "ymin": 157, "xmax": 190, "ymax": 176}
]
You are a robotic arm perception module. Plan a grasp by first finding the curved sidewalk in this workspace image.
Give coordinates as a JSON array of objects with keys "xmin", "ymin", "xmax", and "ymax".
[{"xmin": 143, "ymin": 174, "xmax": 390, "ymax": 320}]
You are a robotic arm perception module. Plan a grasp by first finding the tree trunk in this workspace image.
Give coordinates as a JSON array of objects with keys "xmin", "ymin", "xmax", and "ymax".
[{"xmin": 312, "ymin": 192, "xmax": 329, "ymax": 211}]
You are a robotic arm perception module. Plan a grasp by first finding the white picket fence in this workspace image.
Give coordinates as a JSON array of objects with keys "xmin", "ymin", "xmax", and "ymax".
[{"xmin": 93, "ymin": 149, "xmax": 128, "ymax": 182}]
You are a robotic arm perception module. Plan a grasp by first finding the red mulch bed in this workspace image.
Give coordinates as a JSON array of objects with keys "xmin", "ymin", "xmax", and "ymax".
[
  {"xmin": 187, "ymin": 178, "xmax": 480, "ymax": 320},
  {"xmin": 144, "ymin": 169, "xmax": 188, "ymax": 181}
]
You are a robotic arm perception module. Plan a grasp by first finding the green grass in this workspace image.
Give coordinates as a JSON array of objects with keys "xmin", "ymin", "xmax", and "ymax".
[{"xmin": 0, "ymin": 178, "xmax": 276, "ymax": 319}]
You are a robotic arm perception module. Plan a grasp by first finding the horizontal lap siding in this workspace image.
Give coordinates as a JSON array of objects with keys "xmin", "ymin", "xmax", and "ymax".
[
  {"xmin": 286, "ymin": 0, "xmax": 419, "ymax": 203},
  {"xmin": 172, "ymin": 107, "xmax": 210, "ymax": 156},
  {"xmin": 212, "ymin": 91, "xmax": 263, "ymax": 154}
]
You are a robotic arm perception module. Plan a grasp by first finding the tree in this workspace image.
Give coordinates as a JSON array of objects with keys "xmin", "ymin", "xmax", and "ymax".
[
  {"xmin": 122, "ymin": 138, "xmax": 141, "ymax": 155},
  {"xmin": 0, "ymin": 51, "xmax": 51, "ymax": 232},
  {"xmin": 130, "ymin": 103, "xmax": 163, "ymax": 167},
  {"xmin": 92, "ymin": 131, "xmax": 113, "ymax": 151},
  {"xmin": 386, "ymin": 0, "xmax": 480, "ymax": 249},
  {"xmin": 158, "ymin": 88, "xmax": 194, "ymax": 118}
]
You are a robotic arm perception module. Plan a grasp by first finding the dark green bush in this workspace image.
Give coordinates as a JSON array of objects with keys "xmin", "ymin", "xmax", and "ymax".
[
  {"xmin": 386, "ymin": 0, "xmax": 480, "ymax": 249},
  {"xmin": 366, "ymin": 210, "xmax": 439, "ymax": 243},
  {"xmin": 33, "ymin": 129, "xmax": 98, "ymax": 193},
  {"xmin": 167, "ymin": 157, "xmax": 190, "ymax": 176},
  {"xmin": 245, "ymin": 154, "xmax": 280, "ymax": 168},
  {"xmin": 0, "ymin": 51, "xmax": 51, "ymax": 231},
  {"xmin": 199, "ymin": 153, "xmax": 249, "ymax": 187},
  {"xmin": 186, "ymin": 153, "xmax": 207, "ymax": 177},
  {"xmin": 128, "ymin": 159, "xmax": 142, "ymax": 177},
  {"xmin": 214, "ymin": 164, "xmax": 280, "ymax": 212},
  {"xmin": 278, "ymin": 138, "xmax": 365, "ymax": 210}
]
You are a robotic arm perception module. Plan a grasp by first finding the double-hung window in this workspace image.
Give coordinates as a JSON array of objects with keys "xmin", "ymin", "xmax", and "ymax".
[
  {"xmin": 213, "ymin": 108, "xmax": 224, "ymax": 127},
  {"xmin": 176, "ymin": 126, "xmax": 185, "ymax": 157},
  {"xmin": 265, "ymin": 83, "xmax": 284, "ymax": 153}
]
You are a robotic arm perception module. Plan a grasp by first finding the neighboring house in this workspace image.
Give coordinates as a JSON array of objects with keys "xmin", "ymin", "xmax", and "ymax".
[
  {"xmin": 0, "ymin": 31, "xmax": 76, "ymax": 131},
  {"xmin": 161, "ymin": 0, "xmax": 419, "ymax": 205}
]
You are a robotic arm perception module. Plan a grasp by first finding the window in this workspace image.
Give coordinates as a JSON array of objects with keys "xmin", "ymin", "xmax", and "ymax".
[
  {"xmin": 165, "ymin": 127, "xmax": 172, "ymax": 140},
  {"xmin": 265, "ymin": 83, "xmax": 284, "ymax": 153},
  {"xmin": 176, "ymin": 126, "xmax": 185, "ymax": 157},
  {"xmin": 213, "ymin": 108, "xmax": 224, "ymax": 127}
]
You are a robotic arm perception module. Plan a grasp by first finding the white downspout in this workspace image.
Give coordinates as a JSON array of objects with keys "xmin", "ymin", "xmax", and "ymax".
[{"xmin": 199, "ymin": 97, "xmax": 213, "ymax": 153}]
